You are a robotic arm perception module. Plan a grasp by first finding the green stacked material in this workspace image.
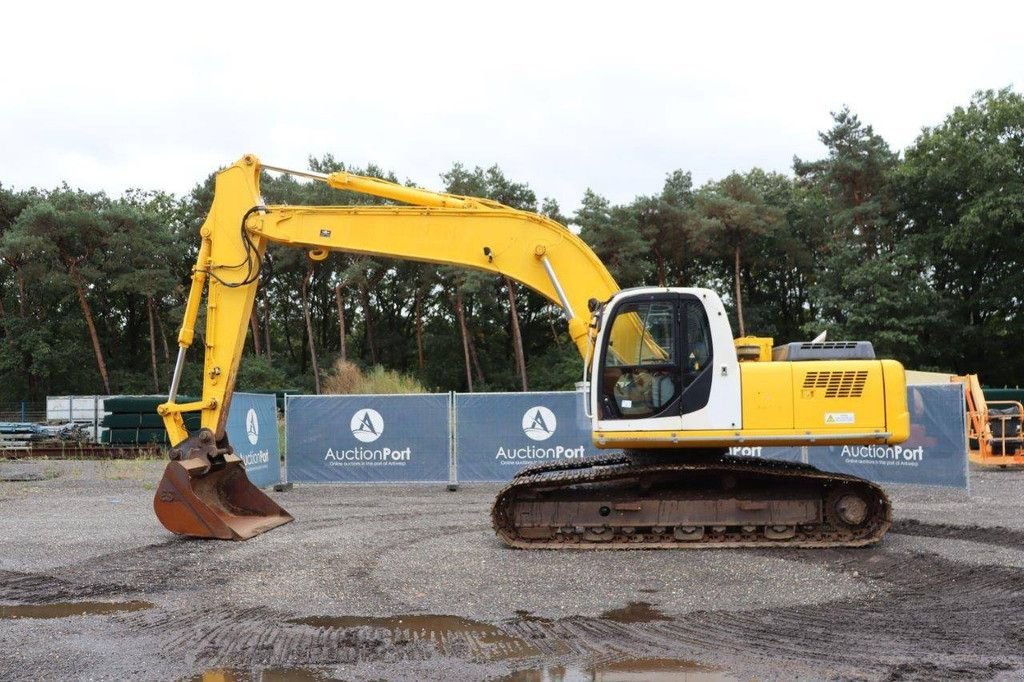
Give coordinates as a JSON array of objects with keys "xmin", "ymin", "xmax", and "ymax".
[
  {"xmin": 101, "ymin": 413, "xmax": 199, "ymax": 429},
  {"xmin": 104, "ymin": 395, "xmax": 199, "ymax": 413},
  {"xmin": 983, "ymin": 388, "xmax": 1024, "ymax": 404},
  {"xmin": 100, "ymin": 395, "xmax": 201, "ymax": 445}
]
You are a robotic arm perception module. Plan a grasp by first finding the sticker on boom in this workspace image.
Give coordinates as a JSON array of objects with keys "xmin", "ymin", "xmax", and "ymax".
[{"xmin": 825, "ymin": 412, "xmax": 855, "ymax": 424}]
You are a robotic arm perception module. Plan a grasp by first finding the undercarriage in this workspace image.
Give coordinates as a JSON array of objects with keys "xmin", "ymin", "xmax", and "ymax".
[{"xmin": 491, "ymin": 451, "xmax": 891, "ymax": 549}]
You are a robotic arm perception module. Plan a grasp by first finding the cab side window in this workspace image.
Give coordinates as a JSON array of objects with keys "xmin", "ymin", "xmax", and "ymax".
[{"xmin": 685, "ymin": 302, "xmax": 712, "ymax": 374}]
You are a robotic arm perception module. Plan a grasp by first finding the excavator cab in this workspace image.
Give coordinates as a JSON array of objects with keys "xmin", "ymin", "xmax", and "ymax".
[
  {"xmin": 597, "ymin": 293, "xmax": 716, "ymax": 421},
  {"xmin": 592, "ymin": 288, "xmax": 736, "ymax": 436}
]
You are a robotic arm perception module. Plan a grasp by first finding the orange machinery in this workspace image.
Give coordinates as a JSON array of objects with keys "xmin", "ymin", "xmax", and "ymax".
[{"xmin": 954, "ymin": 375, "xmax": 1024, "ymax": 467}]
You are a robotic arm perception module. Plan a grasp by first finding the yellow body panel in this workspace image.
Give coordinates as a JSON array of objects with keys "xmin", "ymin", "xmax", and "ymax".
[
  {"xmin": 595, "ymin": 359, "xmax": 909, "ymax": 450},
  {"xmin": 788, "ymin": 361, "xmax": 886, "ymax": 431},
  {"xmin": 738, "ymin": 362, "xmax": 794, "ymax": 429}
]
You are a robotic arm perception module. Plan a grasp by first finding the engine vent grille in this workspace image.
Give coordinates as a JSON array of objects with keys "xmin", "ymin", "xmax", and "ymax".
[
  {"xmin": 797, "ymin": 342, "xmax": 858, "ymax": 350},
  {"xmin": 772, "ymin": 341, "xmax": 875, "ymax": 361},
  {"xmin": 802, "ymin": 370, "xmax": 869, "ymax": 398}
]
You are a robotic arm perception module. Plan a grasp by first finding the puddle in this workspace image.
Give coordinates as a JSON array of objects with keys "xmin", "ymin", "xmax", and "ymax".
[
  {"xmin": 191, "ymin": 669, "xmax": 333, "ymax": 682},
  {"xmin": 600, "ymin": 601, "xmax": 671, "ymax": 624},
  {"xmin": 0, "ymin": 600, "xmax": 152, "ymax": 619},
  {"xmin": 502, "ymin": 658, "xmax": 733, "ymax": 681},
  {"xmin": 288, "ymin": 613, "xmax": 540, "ymax": 660},
  {"xmin": 192, "ymin": 660, "xmax": 730, "ymax": 682},
  {"xmin": 259, "ymin": 670, "xmax": 329, "ymax": 682},
  {"xmin": 290, "ymin": 612, "xmax": 509, "ymax": 636}
]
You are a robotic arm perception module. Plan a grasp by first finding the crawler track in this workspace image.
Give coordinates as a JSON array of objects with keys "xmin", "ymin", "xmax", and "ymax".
[{"xmin": 492, "ymin": 453, "xmax": 891, "ymax": 549}]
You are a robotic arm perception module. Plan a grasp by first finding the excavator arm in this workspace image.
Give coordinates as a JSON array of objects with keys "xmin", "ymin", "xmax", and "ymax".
[
  {"xmin": 153, "ymin": 154, "xmax": 621, "ymax": 539},
  {"xmin": 158, "ymin": 154, "xmax": 618, "ymax": 445}
]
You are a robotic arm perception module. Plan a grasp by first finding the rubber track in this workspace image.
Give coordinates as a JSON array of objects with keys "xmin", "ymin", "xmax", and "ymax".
[{"xmin": 492, "ymin": 456, "xmax": 891, "ymax": 549}]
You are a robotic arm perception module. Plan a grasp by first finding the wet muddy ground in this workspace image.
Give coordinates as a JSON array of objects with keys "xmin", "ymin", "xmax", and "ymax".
[{"xmin": 1, "ymin": 460, "xmax": 1023, "ymax": 681}]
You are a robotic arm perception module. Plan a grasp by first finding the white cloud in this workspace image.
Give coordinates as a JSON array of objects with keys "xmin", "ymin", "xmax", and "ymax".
[{"xmin": 1, "ymin": 0, "xmax": 1020, "ymax": 212}]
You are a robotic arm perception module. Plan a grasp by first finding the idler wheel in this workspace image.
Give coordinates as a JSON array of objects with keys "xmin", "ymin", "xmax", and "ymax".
[{"xmin": 827, "ymin": 488, "xmax": 870, "ymax": 528}]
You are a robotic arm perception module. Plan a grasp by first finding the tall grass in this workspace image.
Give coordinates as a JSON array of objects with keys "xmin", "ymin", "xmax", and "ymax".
[{"xmin": 322, "ymin": 359, "xmax": 427, "ymax": 395}]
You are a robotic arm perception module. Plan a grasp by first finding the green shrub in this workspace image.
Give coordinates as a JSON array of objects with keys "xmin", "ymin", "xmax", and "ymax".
[{"xmin": 322, "ymin": 359, "xmax": 427, "ymax": 395}]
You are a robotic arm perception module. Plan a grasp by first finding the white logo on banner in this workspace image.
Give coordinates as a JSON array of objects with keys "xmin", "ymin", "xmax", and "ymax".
[
  {"xmin": 351, "ymin": 408, "xmax": 384, "ymax": 443},
  {"xmin": 840, "ymin": 444, "xmax": 924, "ymax": 464},
  {"xmin": 522, "ymin": 406, "xmax": 557, "ymax": 441},
  {"xmin": 245, "ymin": 408, "xmax": 259, "ymax": 445}
]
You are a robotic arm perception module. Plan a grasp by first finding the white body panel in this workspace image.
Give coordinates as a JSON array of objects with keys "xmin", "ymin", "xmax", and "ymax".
[{"xmin": 589, "ymin": 287, "xmax": 742, "ymax": 434}]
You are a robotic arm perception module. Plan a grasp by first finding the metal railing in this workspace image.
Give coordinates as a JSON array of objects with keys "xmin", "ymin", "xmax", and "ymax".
[{"xmin": 0, "ymin": 403, "xmax": 47, "ymax": 423}]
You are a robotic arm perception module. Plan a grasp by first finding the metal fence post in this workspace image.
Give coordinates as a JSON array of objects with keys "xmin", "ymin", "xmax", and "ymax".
[
  {"xmin": 447, "ymin": 391, "xmax": 458, "ymax": 491},
  {"xmin": 961, "ymin": 382, "xmax": 971, "ymax": 496},
  {"xmin": 283, "ymin": 393, "xmax": 288, "ymax": 483},
  {"xmin": 272, "ymin": 393, "xmax": 292, "ymax": 489}
]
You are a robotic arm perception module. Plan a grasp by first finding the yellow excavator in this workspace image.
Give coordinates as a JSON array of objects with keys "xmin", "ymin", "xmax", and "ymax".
[{"xmin": 154, "ymin": 155, "xmax": 909, "ymax": 548}]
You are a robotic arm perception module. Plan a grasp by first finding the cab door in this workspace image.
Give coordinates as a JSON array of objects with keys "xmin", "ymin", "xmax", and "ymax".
[{"xmin": 593, "ymin": 290, "xmax": 740, "ymax": 434}]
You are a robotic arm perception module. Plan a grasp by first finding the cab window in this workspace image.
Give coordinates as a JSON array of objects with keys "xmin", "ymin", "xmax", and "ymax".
[
  {"xmin": 601, "ymin": 300, "xmax": 680, "ymax": 418},
  {"xmin": 686, "ymin": 302, "xmax": 712, "ymax": 372}
]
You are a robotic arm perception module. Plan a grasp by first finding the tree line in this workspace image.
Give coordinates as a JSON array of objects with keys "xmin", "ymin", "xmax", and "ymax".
[{"xmin": 0, "ymin": 88, "xmax": 1020, "ymax": 402}]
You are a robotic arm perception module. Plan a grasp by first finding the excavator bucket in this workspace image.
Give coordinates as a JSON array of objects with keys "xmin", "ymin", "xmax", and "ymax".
[{"xmin": 153, "ymin": 430, "xmax": 293, "ymax": 540}]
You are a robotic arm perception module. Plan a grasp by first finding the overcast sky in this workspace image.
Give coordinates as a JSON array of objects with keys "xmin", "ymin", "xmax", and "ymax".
[{"xmin": 1, "ymin": 1, "xmax": 1020, "ymax": 213}]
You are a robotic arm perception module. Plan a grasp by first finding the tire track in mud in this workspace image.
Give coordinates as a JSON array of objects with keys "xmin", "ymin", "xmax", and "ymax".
[
  {"xmin": 335, "ymin": 523, "xmax": 494, "ymax": 612},
  {"xmin": 6, "ymin": 520, "xmax": 1024, "ymax": 680},
  {"xmin": 103, "ymin": 523, "xmax": 504, "ymax": 670},
  {"xmin": 296, "ymin": 511, "xmax": 441, "ymax": 534},
  {"xmin": 111, "ymin": 554, "xmax": 1022, "ymax": 677},
  {"xmin": 0, "ymin": 569, "xmax": 126, "ymax": 603},
  {"xmin": 0, "ymin": 538, "xmax": 240, "ymax": 608},
  {"xmin": 749, "ymin": 522, "xmax": 1024, "ymax": 678},
  {"xmin": 891, "ymin": 518, "xmax": 1024, "ymax": 549}
]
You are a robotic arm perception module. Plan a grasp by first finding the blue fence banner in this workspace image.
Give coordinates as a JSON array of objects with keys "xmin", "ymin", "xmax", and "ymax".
[
  {"xmin": 282, "ymin": 386, "xmax": 966, "ymax": 489},
  {"xmin": 286, "ymin": 394, "xmax": 449, "ymax": 483},
  {"xmin": 728, "ymin": 445, "xmax": 803, "ymax": 462},
  {"xmin": 729, "ymin": 384, "xmax": 967, "ymax": 489},
  {"xmin": 225, "ymin": 392, "xmax": 281, "ymax": 488},
  {"xmin": 455, "ymin": 391, "xmax": 606, "ymax": 482},
  {"xmin": 805, "ymin": 383, "xmax": 968, "ymax": 488}
]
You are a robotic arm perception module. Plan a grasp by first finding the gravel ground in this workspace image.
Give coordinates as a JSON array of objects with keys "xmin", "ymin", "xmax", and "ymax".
[{"xmin": 1, "ymin": 459, "xmax": 1023, "ymax": 681}]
